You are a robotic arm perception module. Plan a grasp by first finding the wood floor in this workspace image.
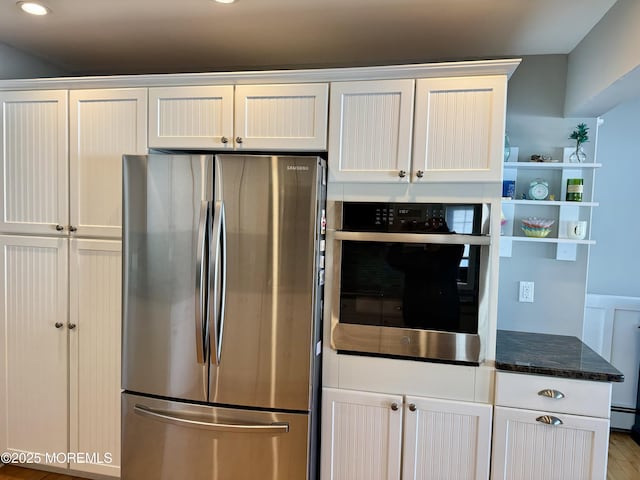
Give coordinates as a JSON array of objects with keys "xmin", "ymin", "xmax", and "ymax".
[{"xmin": 1, "ymin": 431, "xmax": 639, "ymax": 479}]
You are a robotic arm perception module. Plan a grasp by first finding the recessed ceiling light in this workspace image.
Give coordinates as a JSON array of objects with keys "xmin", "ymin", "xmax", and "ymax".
[
  {"xmin": 215, "ymin": 0, "xmax": 236, "ymax": 4},
  {"xmin": 17, "ymin": 2, "xmax": 50, "ymax": 15}
]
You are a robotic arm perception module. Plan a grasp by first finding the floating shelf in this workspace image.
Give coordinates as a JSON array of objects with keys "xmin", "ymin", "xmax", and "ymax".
[
  {"xmin": 502, "ymin": 199, "xmax": 599, "ymax": 207},
  {"xmin": 503, "ymin": 162, "xmax": 602, "ymax": 169},
  {"xmin": 501, "ymin": 235, "xmax": 595, "ymax": 245}
]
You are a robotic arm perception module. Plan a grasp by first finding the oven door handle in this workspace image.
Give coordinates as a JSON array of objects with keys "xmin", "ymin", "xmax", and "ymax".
[{"xmin": 334, "ymin": 231, "xmax": 490, "ymax": 245}]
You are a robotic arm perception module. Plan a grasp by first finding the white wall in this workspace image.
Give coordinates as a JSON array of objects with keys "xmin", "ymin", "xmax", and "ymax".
[
  {"xmin": 498, "ymin": 55, "xmax": 597, "ymax": 337},
  {"xmin": 587, "ymin": 96, "xmax": 640, "ymax": 297},
  {"xmin": 0, "ymin": 42, "xmax": 65, "ymax": 79}
]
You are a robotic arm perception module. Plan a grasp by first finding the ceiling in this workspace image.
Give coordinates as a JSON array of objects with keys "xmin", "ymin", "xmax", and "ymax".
[{"xmin": 0, "ymin": 0, "xmax": 618, "ymax": 76}]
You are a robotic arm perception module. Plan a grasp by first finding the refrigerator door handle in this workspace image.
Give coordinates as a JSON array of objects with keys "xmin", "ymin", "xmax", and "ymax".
[
  {"xmin": 195, "ymin": 200, "xmax": 210, "ymax": 365},
  {"xmin": 134, "ymin": 404, "xmax": 289, "ymax": 434},
  {"xmin": 209, "ymin": 200, "xmax": 226, "ymax": 365}
]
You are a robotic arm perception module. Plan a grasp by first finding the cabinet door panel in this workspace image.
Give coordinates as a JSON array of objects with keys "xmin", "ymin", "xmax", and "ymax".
[
  {"xmin": 403, "ymin": 396, "xmax": 492, "ymax": 480},
  {"xmin": 69, "ymin": 239, "xmax": 122, "ymax": 477},
  {"xmin": 413, "ymin": 76, "xmax": 506, "ymax": 182},
  {"xmin": 321, "ymin": 387, "xmax": 402, "ymax": 480},
  {"xmin": 70, "ymin": 89, "xmax": 147, "ymax": 239},
  {"xmin": 491, "ymin": 406, "xmax": 609, "ymax": 480},
  {"xmin": 328, "ymin": 80, "xmax": 414, "ymax": 183},
  {"xmin": 148, "ymin": 86, "xmax": 234, "ymax": 149},
  {"xmin": 0, "ymin": 91, "xmax": 68, "ymax": 235},
  {"xmin": 0, "ymin": 235, "xmax": 68, "ymax": 459},
  {"xmin": 235, "ymin": 84, "xmax": 328, "ymax": 151}
]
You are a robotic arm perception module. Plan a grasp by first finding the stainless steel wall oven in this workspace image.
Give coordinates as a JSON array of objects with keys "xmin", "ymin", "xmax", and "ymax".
[{"xmin": 330, "ymin": 201, "xmax": 490, "ymax": 365}]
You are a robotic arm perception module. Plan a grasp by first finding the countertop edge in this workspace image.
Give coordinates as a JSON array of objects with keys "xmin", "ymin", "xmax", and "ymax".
[{"xmin": 495, "ymin": 361, "xmax": 624, "ymax": 383}]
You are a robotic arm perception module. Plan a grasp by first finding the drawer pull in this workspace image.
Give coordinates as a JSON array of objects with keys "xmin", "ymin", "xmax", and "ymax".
[
  {"xmin": 538, "ymin": 389, "xmax": 565, "ymax": 399},
  {"xmin": 536, "ymin": 415, "xmax": 563, "ymax": 426}
]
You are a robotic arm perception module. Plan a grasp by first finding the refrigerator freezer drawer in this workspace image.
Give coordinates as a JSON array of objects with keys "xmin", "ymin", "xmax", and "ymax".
[{"xmin": 122, "ymin": 393, "xmax": 311, "ymax": 480}]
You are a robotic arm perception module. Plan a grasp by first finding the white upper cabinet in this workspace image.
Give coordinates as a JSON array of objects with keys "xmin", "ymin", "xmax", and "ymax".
[
  {"xmin": 70, "ymin": 89, "xmax": 147, "ymax": 239},
  {"xmin": 148, "ymin": 86, "xmax": 234, "ymax": 149},
  {"xmin": 328, "ymin": 79, "xmax": 415, "ymax": 183},
  {"xmin": 0, "ymin": 90, "xmax": 69, "ymax": 235},
  {"xmin": 412, "ymin": 76, "xmax": 506, "ymax": 182},
  {"xmin": 149, "ymin": 83, "xmax": 328, "ymax": 151}
]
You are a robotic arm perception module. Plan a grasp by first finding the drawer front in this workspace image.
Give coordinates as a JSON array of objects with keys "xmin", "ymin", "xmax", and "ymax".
[{"xmin": 495, "ymin": 372, "xmax": 611, "ymax": 418}]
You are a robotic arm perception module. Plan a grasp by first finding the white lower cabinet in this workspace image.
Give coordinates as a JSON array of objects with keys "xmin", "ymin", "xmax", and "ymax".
[
  {"xmin": 491, "ymin": 372, "xmax": 612, "ymax": 480},
  {"xmin": 491, "ymin": 406, "xmax": 609, "ymax": 480},
  {"xmin": 0, "ymin": 235, "xmax": 121, "ymax": 477},
  {"xmin": 321, "ymin": 387, "xmax": 492, "ymax": 480}
]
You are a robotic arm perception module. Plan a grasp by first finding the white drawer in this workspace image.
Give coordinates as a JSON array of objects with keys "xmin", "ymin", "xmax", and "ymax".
[{"xmin": 495, "ymin": 371, "xmax": 611, "ymax": 418}]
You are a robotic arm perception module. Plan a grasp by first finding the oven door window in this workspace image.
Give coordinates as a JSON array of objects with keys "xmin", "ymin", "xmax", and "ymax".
[{"xmin": 339, "ymin": 241, "xmax": 479, "ymax": 333}]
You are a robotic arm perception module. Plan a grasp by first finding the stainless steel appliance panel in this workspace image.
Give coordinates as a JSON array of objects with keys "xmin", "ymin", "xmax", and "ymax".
[
  {"xmin": 122, "ymin": 393, "xmax": 310, "ymax": 480},
  {"xmin": 122, "ymin": 154, "xmax": 214, "ymax": 402},
  {"xmin": 209, "ymin": 155, "xmax": 322, "ymax": 411}
]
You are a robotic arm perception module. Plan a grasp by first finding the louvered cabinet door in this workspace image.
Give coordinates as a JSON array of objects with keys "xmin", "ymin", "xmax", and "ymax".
[
  {"xmin": 491, "ymin": 406, "xmax": 610, "ymax": 480},
  {"xmin": 328, "ymin": 79, "xmax": 414, "ymax": 182},
  {"xmin": 321, "ymin": 387, "xmax": 403, "ymax": 480},
  {"xmin": 70, "ymin": 89, "xmax": 147, "ymax": 239},
  {"xmin": 413, "ymin": 76, "xmax": 506, "ymax": 182},
  {"xmin": 0, "ymin": 91, "xmax": 68, "ymax": 235},
  {"xmin": 0, "ymin": 235, "xmax": 68, "ymax": 460},
  {"xmin": 402, "ymin": 396, "xmax": 492, "ymax": 480},
  {"xmin": 68, "ymin": 239, "xmax": 122, "ymax": 477}
]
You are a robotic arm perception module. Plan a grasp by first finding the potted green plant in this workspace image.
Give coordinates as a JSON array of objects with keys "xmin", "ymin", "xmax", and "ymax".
[{"xmin": 569, "ymin": 123, "xmax": 589, "ymax": 162}]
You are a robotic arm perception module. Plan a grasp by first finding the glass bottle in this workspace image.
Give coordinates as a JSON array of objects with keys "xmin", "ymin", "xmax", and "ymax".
[{"xmin": 566, "ymin": 178, "xmax": 584, "ymax": 201}]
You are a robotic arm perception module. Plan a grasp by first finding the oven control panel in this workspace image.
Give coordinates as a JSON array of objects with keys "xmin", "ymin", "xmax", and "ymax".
[{"xmin": 342, "ymin": 202, "xmax": 481, "ymax": 234}]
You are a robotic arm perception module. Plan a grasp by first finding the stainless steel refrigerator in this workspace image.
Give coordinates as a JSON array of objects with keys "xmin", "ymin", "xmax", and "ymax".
[{"xmin": 121, "ymin": 154, "xmax": 326, "ymax": 480}]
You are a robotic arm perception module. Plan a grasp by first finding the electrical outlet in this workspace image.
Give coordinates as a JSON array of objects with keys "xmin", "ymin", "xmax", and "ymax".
[{"xmin": 519, "ymin": 281, "xmax": 534, "ymax": 303}]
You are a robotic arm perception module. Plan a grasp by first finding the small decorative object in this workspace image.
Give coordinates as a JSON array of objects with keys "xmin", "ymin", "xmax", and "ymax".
[
  {"xmin": 528, "ymin": 178, "xmax": 549, "ymax": 200},
  {"xmin": 566, "ymin": 178, "xmax": 584, "ymax": 202},
  {"xmin": 521, "ymin": 217, "xmax": 554, "ymax": 238},
  {"xmin": 504, "ymin": 133, "xmax": 511, "ymax": 162},
  {"xmin": 568, "ymin": 123, "xmax": 589, "ymax": 163},
  {"xmin": 502, "ymin": 180, "xmax": 515, "ymax": 198},
  {"xmin": 530, "ymin": 154, "xmax": 552, "ymax": 162}
]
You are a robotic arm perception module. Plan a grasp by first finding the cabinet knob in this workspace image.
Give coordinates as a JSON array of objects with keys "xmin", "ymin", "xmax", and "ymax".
[
  {"xmin": 390, "ymin": 402, "xmax": 399, "ymax": 411},
  {"xmin": 408, "ymin": 403, "xmax": 417, "ymax": 412},
  {"xmin": 537, "ymin": 389, "xmax": 565, "ymax": 400},
  {"xmin": 68, "ymin": 323, "xmax": 76, "ymax": 330},
  {"xmin": 416, "ymin": 170, "xmax": 424, "ymax": 178},
  {"xmin": 55, "ymin": 224, "xmax": 64, "ymax": 231},
  {"xmin": 536, "ymin": 415, "xmax": 563, "ymax": 426},
  {"xmin": 54, "ymin": 322, "xmax": 64, "ymax": 329},
  {"xmin": 235, "ymin": 137, "xmax": 243, "ymax": 144},
  {"xmin": 221, "ymin": 136, "xmax": 229, "ymax": 144},
  {"xmin": 69, "ymin": 226, "xmax": 77, "ymax": 232},
  {"xmin": 398, "ymin": 170, "xmax": 406, "ymax": 178}
]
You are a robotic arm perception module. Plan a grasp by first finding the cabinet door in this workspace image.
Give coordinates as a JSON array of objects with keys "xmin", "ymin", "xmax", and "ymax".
[
  {"xmin": 491, "ymin": 406, "xmax": 610, "ymax": 480},
  {"xmin": 321, "ymin": 387, "xmax": 403, "ymax": 480},
  {"xmin": 235, "ymin": 83, "xmax": 328, "ymax": 151},
  {"xmin": 328, "ymin": 80, "xmax": 414, "ymax": 183},
  {"xmin": 0, "ymin": 235, "xmax": 68, "ymax": 460},
  {"xmin": 69, "ymin": 239, "xmax": 122, "ymax": 477},
  {"xmin": 0, "ymin": 90, "xmax": 68, "ymax": 235},
  {"xmin": 70, "ymin": 89, "xmax": 147, "ymax": 239},
  {"xmin": 403, "ymin": 396, "xmax": 492, "ymax": 480},
  {"xmin": 148, "ymin": 85, "xmax": 234, "ymax": 149},
  {"xmin": 413, "ymin": 76, "xmax": 506, "ymax": 182}
]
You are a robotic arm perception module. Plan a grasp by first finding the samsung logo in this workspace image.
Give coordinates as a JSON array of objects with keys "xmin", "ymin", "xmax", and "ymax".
[{"xmin": 287, "ymin": 165, "xmax": 309, "ymax": 171}]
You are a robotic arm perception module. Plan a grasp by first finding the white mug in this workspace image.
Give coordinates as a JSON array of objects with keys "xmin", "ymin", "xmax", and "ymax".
[{"xmin": 567, "ymin": 220, "xmax": 587, "ymax": 240}]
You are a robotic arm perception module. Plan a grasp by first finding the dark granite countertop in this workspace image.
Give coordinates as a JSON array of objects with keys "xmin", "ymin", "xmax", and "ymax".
[{"xmin": 496, "ymin": 329, "xmax": 624, "ymax": 382}]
